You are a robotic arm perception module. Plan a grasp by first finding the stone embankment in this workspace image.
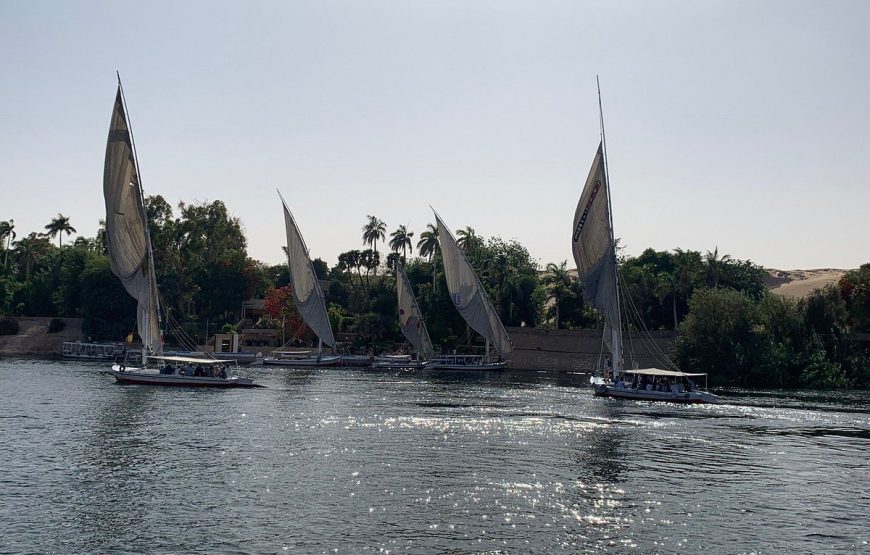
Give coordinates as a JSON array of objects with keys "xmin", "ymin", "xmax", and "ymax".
[
  {"xmin": 0, "ymin": 317, "xmax": 83, "ymax": 357},
  {"xmin": 507, "ymin": 326, "xmax": 677, "ymax": 372},
  {"xmin": 0, "ymin": 317, "xmax": 680, "ymax": 370}
]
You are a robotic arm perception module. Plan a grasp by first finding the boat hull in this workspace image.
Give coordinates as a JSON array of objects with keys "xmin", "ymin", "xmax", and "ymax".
[
  {"xmin": 263, "ymin": 355, "xmax": 342, "ymax": 367},
  {"xmin": 340, "ymin": 356, "xmax": 373, "ymax": 368},
  {"xmin": 109, "ymin": 366, "xmax": 261, "ymax": 388},
  {"xmin": 425, "ymin": 361, "xmax": 509, "ymax": 371},
  {"xmin": 593, "ymin": 384, "xmax": 719, "ymax": 404},
  {"xmin": 371, "ymin": 361, "xmax": 427, "ymax": 370}
]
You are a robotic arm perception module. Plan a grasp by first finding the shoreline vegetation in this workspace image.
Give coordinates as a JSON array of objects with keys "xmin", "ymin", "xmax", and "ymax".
[{"xmin": 0, "ymin": 205, "xmax": 867, "ymax": 389}]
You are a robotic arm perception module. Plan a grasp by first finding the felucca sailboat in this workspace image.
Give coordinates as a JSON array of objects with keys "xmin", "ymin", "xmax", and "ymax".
[
  {"xmin": 571, "ymin": 84, "xmax": 717, "ymax": 403},
  {"xmin": 372, "ymin": 260, "xmax": 435, "ymax": 369},
  {"xmin": 104, "ymin": 79, "xmax": 258, "ymax": 388},
  {"xmin": 426, "ymin": 211, "xmax": 512, "ymax": 370},
  {"xmin": 264, "ymin": 194, "xmax": 341, "ymax": 367}
]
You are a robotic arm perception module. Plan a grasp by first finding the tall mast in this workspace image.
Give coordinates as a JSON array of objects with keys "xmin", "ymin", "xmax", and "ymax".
[
  {"xmin": 597, "ymin": 76, "xmax": 623, "ymax": 378},
  {"xmin": 117, "ymin": 73, "xmax": 163, "ymax": 359}
]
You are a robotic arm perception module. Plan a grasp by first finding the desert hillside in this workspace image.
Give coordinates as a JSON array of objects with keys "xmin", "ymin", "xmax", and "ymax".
[{"xmin": 766, "ymin": 269, "xmax": 847, "ymax": 298}]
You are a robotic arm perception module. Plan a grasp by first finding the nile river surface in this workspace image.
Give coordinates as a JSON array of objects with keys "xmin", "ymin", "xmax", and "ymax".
[{"xmin": 1, "ymin": 359, "xmax": 868, "ymax": 554}]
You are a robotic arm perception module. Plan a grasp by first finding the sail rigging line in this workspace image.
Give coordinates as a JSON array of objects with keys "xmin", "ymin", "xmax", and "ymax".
[
  {"xmin": 617, "ymin": 269, "xmax": 639, "ymax": 368},
  {"xmin": 618, "ymin": 273, "xmax": 681, "ymax": 371},
  {"xmin": 115, "ymin": 73, "xmax": 163, "ymax": 356},
  {"xmin": 158, "ymin": 297, "xmax": 218, "ymax": 359},
  {"xmin": 596, "ymin": 76, "xmax": 623, "ymax": 373}
]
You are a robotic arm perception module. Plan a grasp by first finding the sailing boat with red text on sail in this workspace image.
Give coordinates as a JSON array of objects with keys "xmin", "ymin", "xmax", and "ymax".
[{"xmin": 571, "ymin": 82, "xmax": 717, "ymax": 403}]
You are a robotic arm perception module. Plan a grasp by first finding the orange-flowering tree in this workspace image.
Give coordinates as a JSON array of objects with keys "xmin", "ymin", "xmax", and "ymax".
[{"xmin": 263, "ymin": 285, "xmax": 313, "ymax": 344}]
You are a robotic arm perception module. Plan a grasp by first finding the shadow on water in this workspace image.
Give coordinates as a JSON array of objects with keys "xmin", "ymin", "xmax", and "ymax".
[
  {"xmin": 571, "ymin": 402, "xmax": 630, "ymax": 483},
  {"xmin": 737, "ymin": 425, "xmax": 870, "ymax": 440},
  {"xmin": 718, "ymin": 387, "xmax": 870, "ymax": 413}
]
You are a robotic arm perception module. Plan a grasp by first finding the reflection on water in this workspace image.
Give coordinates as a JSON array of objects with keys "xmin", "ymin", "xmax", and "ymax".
[{"xmin": 0, "ymin": 359, "xmax": 867, "ymax": 553}]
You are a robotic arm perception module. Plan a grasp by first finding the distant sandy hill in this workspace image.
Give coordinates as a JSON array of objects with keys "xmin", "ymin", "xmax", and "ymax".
[
  {"xmin": 553, "ymin": 267, "xmax": 849, "ymax": 299},
  {"xmin": 766, "ymin": 269, "xmax": 847, "ymax": 298}
]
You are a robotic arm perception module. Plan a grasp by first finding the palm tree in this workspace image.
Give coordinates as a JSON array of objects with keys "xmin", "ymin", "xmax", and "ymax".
[
  {"xmin": 542, "ymin": 261, "xmax": 574, "ymax": 329},
  {"xmin": 44, "ymin": 213, "xmax": 76, "ymax": 248},
  {"xmin": 0, "ymin": 219, "xmax": 15, "ymax": 268},
  {"xmin": 673, "ymin": 248, "xmax": 702, "ymax": 300},
  {"xmin": 416, "ymin": 223, "xmax": 439, "ymax": 261},
  {"xmin": 416, "ymin": 223, "xmax": 440, "ymax": 288},
  {"xmin": 14, "ymin": 232, "xmax": 52, "ymax": 281},
  {"xmin": 704, "ymin": 246, "xmax": 732, "ymax": 288},
  {"xmin": 456, "ymin": 226, "xmax": 481, "ymax": 252},
  {"xmin": 359, "ymin": 249, "xmax": 380, "ymax": 290},
  {"xmin": 361, "ymin": 215, "xmax": 386, "ymax": 253},
  {"xmin": 654, "ymin": 271, "xmax": 679, "ymax": 330},
  {"xmin": 388, "ymin": 225, "xmax": 414, "ymax": 260}
]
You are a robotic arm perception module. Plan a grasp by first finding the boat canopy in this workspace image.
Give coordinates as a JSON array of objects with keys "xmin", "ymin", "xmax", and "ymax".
[
  {"xmin": 151, "ymin": 355, "xmax": 226, "ymax": 365},
  {"xmin": 622, "ymin": 368, "xmax": 707, "ymax": 377}
]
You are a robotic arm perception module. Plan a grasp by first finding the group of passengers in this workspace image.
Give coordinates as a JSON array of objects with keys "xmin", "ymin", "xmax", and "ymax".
[
  {"xmin": 614, "ymin": 375, "xmax": 694, "ymax": 393},
  {"xmin": 159, "ymin": 362, "xmax": 228, "ymax": 379}
]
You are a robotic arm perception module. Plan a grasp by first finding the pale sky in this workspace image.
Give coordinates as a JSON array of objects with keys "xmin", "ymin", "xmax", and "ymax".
[{"xmin": 1, "ymin": 0, "xmax": 868, "ymax": 270}]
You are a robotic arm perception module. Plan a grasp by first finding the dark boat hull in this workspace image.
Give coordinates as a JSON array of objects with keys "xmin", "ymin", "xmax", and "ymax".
[
  {"xmin": 109, "ymin": 369, "xmax": 262, "ymax": 388},
  {"xmin": 593, "ymin": 384, "xmax": 719, "ymax": 404}
]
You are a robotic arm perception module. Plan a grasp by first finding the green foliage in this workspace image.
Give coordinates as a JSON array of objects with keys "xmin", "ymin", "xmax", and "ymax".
[
  {"xmin": 677, "ymin": 284, "xmax": 868, "ymax": 388},
  {"xmin": 80, "ymin": 256, "xmax": 136, "ymax": 341},
  {"xmin": 840, "ymin": 263, "xmax": 870, "ymax": 332},
  {"xmin": 621, "ymin": 247, "xmax": 769, "ymax": 331},
  {"xmin": 327, "ymin": 303, "xmax": 350, "ymax": 332},
  {"xmin": 5, "ymin": 194, "xmax": 865, "ymax": 390}
]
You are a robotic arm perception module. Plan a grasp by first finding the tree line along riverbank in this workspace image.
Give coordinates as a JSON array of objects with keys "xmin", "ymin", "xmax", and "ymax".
[{"xmin": 1, "ymin": 207, "xmax": 868, "ymax": 388}]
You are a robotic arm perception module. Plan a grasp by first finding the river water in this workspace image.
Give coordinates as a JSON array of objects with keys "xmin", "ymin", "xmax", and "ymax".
[{"xmin": 1, "ymin": 358, "xmax": 867, "ymax": 554}]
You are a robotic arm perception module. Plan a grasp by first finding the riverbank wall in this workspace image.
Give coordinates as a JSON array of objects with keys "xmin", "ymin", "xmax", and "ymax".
[
  {"xmin": 0, "ymin": 317, "xmax": 84, "ymax": 357},
  {"xmin": 507, "ymin": 327, "xmax": 677, "ymax": 372}
]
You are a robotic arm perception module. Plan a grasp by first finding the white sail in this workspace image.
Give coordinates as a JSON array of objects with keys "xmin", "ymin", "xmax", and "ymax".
[
  {"xmin": 434, "ymin": 213, "xmax": 512, "ymax": 357},
  {"xmin": 396, "ymin": 261, "xmax": 434, "ymax": 360},
  {"xmin": 571, "ymin": 143, "xmax": 620, "ymax": 367},
  {"xmin": 103, "ymin": 87, "xmax": 162, "ymax": 354},
  {"xmin": 281, "ymin": 198, "xmax": 336, "ymax": 348}
]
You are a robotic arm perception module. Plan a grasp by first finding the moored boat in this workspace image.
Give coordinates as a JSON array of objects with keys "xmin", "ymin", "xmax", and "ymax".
[
  {"xmin": 264, "ymin": 350, "xmax": 341, "ymax": 367},
  {"xmin": 63, "ymin": 341, "xmax": 125, "ymax": 360},
  {"xmin": 425, "ymin": 211, "xmax": 512, "ymax": 371},
  {"xmin": 373, "ymin": 260, "xmax": 436, "ymax": 370},
  {"xmin": 263, "ymin": 193, "xmax": 340, "ymax": 367},
  {"xmin": 372, "ymin": 354, "xmax": 427, "ymax": 370},
  {"xmin": 424, "ymin": 354, "xmax": 508, "ymax": 371}
]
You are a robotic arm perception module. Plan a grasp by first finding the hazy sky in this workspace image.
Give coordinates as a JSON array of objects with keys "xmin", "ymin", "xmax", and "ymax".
[{"xmin": 1, "ymin": 0, "xmax": 867, "ymax": 270}]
